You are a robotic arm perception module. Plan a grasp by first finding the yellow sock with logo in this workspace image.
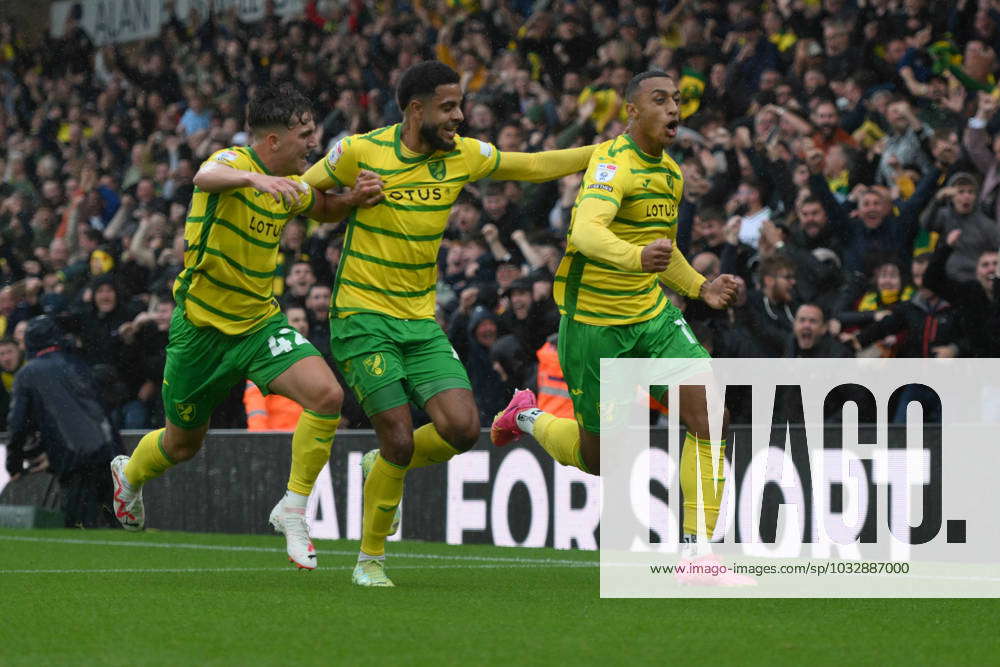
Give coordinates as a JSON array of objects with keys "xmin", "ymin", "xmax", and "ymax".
[
  {"xmin": 360, "ymin": 454, "xmax": 406, "ymax": 557},
  {"xmin": 680, "ymin": 432, "xmax": 727, "ymax": 539},
  {"xmin": 533, "ymin": 413, "xmax": 587, "ymax": 472},
  {"xmin": 405, "ymin": 424, "xmax": 460, "ymax": 471},
  {"xmin": 124, "ymin": 428, "xmax": 173, "ymax": 488},
  {"xmin": 287, "ymin": 409, "xmax": 341, "ymax": 495}
]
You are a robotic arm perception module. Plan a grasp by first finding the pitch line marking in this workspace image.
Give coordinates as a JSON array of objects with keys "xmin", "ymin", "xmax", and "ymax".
[
  {"xmin": 0, "ymin": 563, "xmax": 596, "ymax": 575},
  {"xmin": 0, "ymin": 535, "xmax": 597, "ymax": 566}
]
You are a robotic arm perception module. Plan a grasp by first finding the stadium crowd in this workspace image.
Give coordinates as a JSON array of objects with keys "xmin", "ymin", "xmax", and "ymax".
[{"xmin": 0, "ymin": 0, "xmax": 998, "ymax": 437}]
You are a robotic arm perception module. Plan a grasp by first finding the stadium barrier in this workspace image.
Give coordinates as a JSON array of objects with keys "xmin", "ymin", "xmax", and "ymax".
[{"xmin": 0, "ymin": 425, "xmax": 941, "ymax": 551}]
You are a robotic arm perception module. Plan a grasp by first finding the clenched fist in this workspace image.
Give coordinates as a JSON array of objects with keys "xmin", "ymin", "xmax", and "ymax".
[{"xmin": 641, "ymin": 238, "xmax": 673, "ymax": 272}]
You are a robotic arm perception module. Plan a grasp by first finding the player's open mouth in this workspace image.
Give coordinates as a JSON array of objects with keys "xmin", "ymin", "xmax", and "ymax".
[
  {"xmin": 443, "ymin": 126, "xmax": 457, "ymax": 139},
  {"xmin": 665, "ymin": 120, "xmax": 679, "ymax": 137}
]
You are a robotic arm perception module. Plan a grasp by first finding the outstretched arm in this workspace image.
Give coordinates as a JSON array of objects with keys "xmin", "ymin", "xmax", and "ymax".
[
  {"xmin": 491, "ymin": 145, "xmax": 595, "ymax": 183},
  {"xmin": 308, "ymin": 171, "xmax": 384, "ymax": 222},
  {"xmin": 193, "ymin": 161, "xmax": 307, "ymax": 206},
  {"xmin": 656, "ymin": 243, "xmax": 707, "ymax": 298}
]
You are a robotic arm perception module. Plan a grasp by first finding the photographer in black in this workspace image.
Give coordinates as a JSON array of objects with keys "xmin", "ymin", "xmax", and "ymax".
[{"xmin": 5, "ymin": 315, "xmax": 123, "ymax": 527}]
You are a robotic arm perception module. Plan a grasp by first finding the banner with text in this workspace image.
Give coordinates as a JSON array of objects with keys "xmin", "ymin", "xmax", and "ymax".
[{"xmin": 49, "ymin": 0, "xmax": 304, "ymax": 45}]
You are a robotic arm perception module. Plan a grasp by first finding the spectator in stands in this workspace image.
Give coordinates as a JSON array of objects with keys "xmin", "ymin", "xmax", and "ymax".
[
  {"xmin": 282, "ymin": 260, "xmax": 316, "ymax": 308},
  {"xmin": 844, "ymin": 254, "xmax": 958, "ymax": 360},
  {"xmin": 5, "ymin": 315, "xmax": 122, "ymax": 527},
  {"xmin": 963, "ymin": 91, "xmax": 1000, "ymax": 222},
  {"xmin": 118, "ymin": 293, "xmax": 173, "ymax": 429},
  {"xmin": 0, "ymin": 337, "xmax": 24, "ymax": 430},
  {"xmin": 304, "ymin": 283, "xmax": 332, "ymax": 359},
  {"xmin": 785, "ymin": 303, "xmax": 851, "ymax": 358},
  {"xmin": 739, "ymin": 255, "xmax": 798, "ymax": 357},
  {"xmin": 924, "ymin": 231, "xmax": 1000, "ymax": 358},
  {"xmin": 496, "ymin": 276, "xmax": 559, "ymax": 355},
  {"xmin": 449, "ymin": 305, "xmax": 505, "ymax": 427},
  {"xmin": 922, "ymin": 172, "xmax": 1000, "ymax": 282}
]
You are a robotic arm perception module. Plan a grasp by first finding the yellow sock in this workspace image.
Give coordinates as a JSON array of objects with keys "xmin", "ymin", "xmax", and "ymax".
[
  {"xmin": 361, "ymin": 454, "xmax": 406, "ymax": 557},
  {"xmin": 287, "ymin": 409, "xmax": 341, "ymax": 495},
  {"xmin": 406, "ymin": 424, "xmax": 460, "ymax": 471},
  {"xmin": 124, "ymin": 428, "xmax": 173, "ymax": 487},
  {"xmin": 534, "ymin": 413, "xmax": 587, "ymax": 472},
  {"xmin": 680, "ymin": 432, "xmax": 727, "ymax": 539}
]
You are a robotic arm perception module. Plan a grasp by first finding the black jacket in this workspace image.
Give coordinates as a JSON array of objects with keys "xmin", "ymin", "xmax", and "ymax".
[
  {"xmin": 737, "ymin": 290, "xmax": 796, "ymax": 357},
  {"xmin": 923, "ymin": 244, "xmax": 1000, "ymax": 357},
  {"xmin": 854, "ymin": 293, "xmax": 958, "ymax": 357},
  {"xmin": 6, "ymin": 316, "xmax": 121, "ymax": 477},
  {"xmin": 448, "ymin": 306, "xmax": 507, "ymax": 426}
]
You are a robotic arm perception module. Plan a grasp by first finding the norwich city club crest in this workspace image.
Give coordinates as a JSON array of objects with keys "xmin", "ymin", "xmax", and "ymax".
[
  {"xmin": 428, "ymin": 160, "xmax": 446, "ymax": 181},
  {"xmin": 176, "ymin": 402, "xmax": 196, "ymax": 423},
  {"xmin": 363, "ymin": 353, "xmax": 386, "ymax": 376}
]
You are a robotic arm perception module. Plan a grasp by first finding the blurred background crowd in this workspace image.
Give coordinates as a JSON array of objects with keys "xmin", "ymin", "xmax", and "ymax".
[{"xmin": 0, "ymin": 0, "xmax": 998, "ymax": 440}]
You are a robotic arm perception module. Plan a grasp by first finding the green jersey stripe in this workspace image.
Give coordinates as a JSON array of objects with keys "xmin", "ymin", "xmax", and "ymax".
[
  {"xmin": 330, "ymin": 211, "xmax": 356, "ymax": 316},
  {"xmin": 561, "ymin": 253, "xmax": 588, "ymax": 318},
  {"xmin": 192, "ymin": 268, "xmax": 273, "ymax": 301},
  {"xmin": 183, "ymin": 288, "xmax": 251, "ymax": 322},
  {"xmin": 339, "ymin": 277, "xmax": 437, "ymax": 298},
  {"xmin": 357, "ymin": 160, "xmax": 426, "ymax": 177},
  {"xmin": 244, "ymin": 147, "xmax": 272, "ymax": 174},
  {"xmin": 333, "ymin": 306, "xmax": 435, "ymax": 319},
  {"xmin": 483, "ymin": 149, "xmax": 502, "ymax": 180},
  {"xmin": 554, "ymin": 275, "xmax": 659, "ymax": 297},
  {"xmin": 231, "ymin": 192, "xmax": 294, "ymax": 220},
  {"xmin": 212, "ymin": 216, "xmax": 281, "ymax": 249},
  {"xmin": 352, "ymin": 218, "xmax": 444, "ymax": 242},
  {"xmin": 612, "ymin": 216, "xmax": 676, "ymax": 229},
  {"xmin": 392, "ymin": 124, "xmax": 432, "ymax": 164},
  {"xmin": 621, "ymin": 192, "xmax": 677, "ymax": 202},
  {"xmin": 322, "ymin": 160, "xmax": 344, "ymax": 187},
  {"xmin": 621, "ymin": 134, "xmax": 662, "ymax": 163},
  {"xmin": 344, "ymin": 249, "xmax": 437, "ymax": 270},
  {"xmin": 630, "ymin": 166, "xmax": 681, "ymax": 178},
  {"xmin": 192, "ymin": 193, "xmax": 220, "ymax": 268},
  {"xmin": 379, "ymin": 199, "xmax": 452, "ymax": 212},
  {"xmin": 360, "ymin": 135, "xmax": 395, "ymax": 147},
  {"xmin": 188, "ymin": 245, "xmax": 277, "ymax": 279},
  {"xmin": 578, "ymin": 192, "xmax": 620, "ymax": 207},
  {"xmin": 564, "ymin": 251, "xmax": 645, "ymax": 275},
  {"xmin": 408, "ymin": 175, "xmax": 470, "ymax": 185},
  {"xmin": 572, "ymin": 289, "xmax": 666, "ymax": 320}
]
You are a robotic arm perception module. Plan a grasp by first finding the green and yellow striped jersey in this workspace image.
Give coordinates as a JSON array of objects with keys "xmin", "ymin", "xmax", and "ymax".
[
  {"xmin": 555, "ymin": 134, "xmax": 704, "ymax": 326},
  {"xmin": 173, "ymin": 147, "xmax": 315, "ymax": 335},
  {"xmin": 303, "ymin": 124, "xmax": 501, "ymax": 321}
]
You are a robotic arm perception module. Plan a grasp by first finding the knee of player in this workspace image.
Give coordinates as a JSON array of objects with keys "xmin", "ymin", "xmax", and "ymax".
[
  {"xmin": 164, "ymin": 432, "xmax": 203, "ymax": 462},
  {"xmin": 381, "ymin": 428, "xmax": 415, "ymax": 465},
  {"xmin": 311, "ymin": 382, "xmax": 344, "ymax": 416},
  {"xmin": 442, "ymin": 416, "xmax": 481, "ymax": 452}
]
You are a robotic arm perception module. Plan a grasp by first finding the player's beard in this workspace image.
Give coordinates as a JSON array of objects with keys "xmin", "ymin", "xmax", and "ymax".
[{"xmin": 420, "ymin": 120, "xmax": 456, "ymax": 152}]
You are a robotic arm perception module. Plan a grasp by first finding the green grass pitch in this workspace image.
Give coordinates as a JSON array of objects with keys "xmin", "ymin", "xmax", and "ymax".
[{"xmin": 1, "ymin": 528, "xmax": 997, "ymax": 666}]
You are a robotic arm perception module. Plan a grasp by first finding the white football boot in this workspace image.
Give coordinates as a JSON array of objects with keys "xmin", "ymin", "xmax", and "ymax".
[{"xmin": 110, "ymin": 455, "xmax": 145, "ymax": 531}]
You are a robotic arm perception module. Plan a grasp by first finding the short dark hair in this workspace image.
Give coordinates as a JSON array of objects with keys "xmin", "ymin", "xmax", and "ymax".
[
  {"xmin": 697, "ymin": 206, "xmax": 726, "ymax": 223},
  {"xmin": 396, "ymin": 61, "xmax": 460, "ymax": 111},
  {"xmin": 759, "ymin": 255, "xmax": 796, "ymax": 279},
  {"xmin": 625, "ymin": 70, "xmax": 672, "ymax": 102},
  {"xmin": 796, "ymin": 302, "xmax": 827, "ymax": 321},
  {"xmin": 307, "ymin": 282, "xmax": 331, "ymax": 297},
  {"xmin": 246, "ymin": 82, "xmax": 313, "ymax": 132}
]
